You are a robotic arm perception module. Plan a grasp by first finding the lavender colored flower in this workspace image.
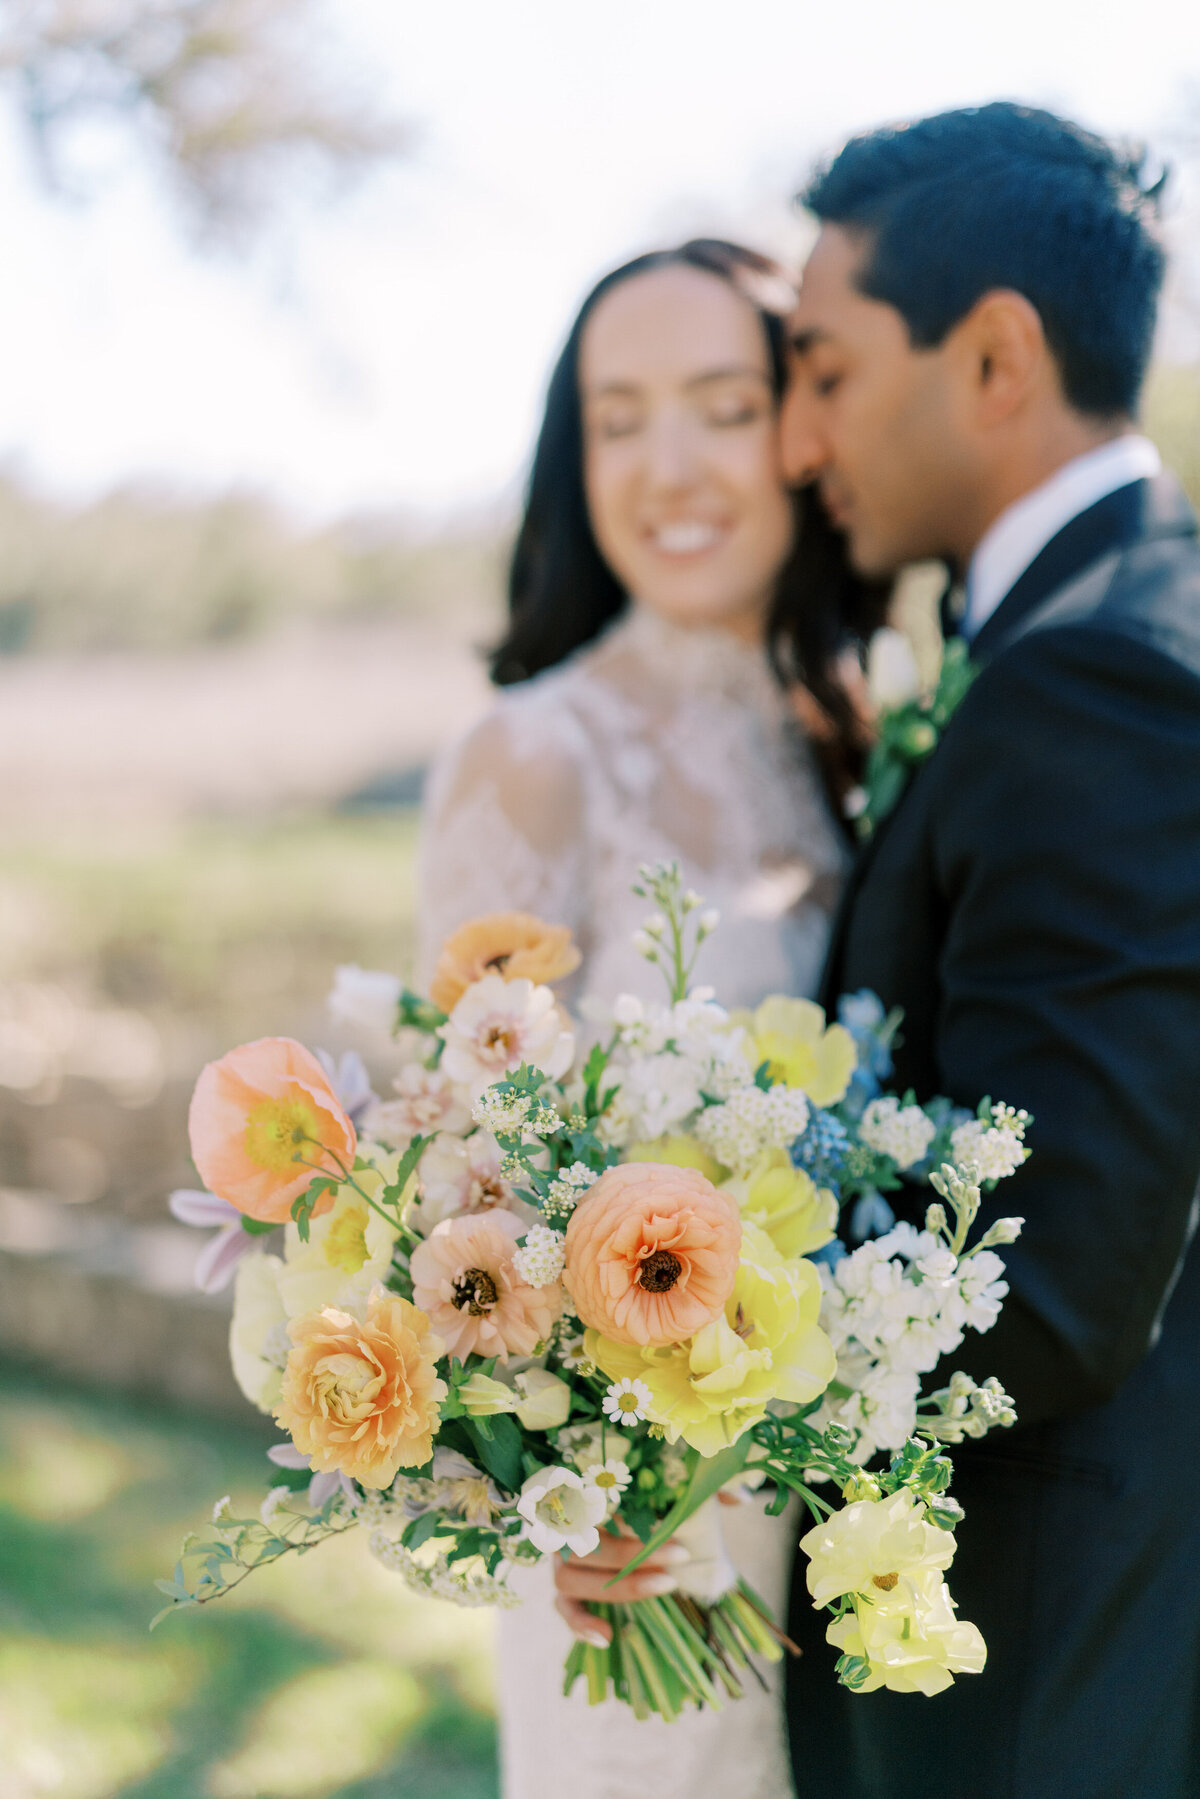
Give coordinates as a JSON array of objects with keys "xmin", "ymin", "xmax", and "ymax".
[{"xmin": 169, "ymin": 1188, "xmax": 260, "ymax": 1294}]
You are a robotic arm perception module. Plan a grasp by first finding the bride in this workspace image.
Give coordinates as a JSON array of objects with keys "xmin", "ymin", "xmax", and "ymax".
[{"xmin": 417, "ymin": 238, "xmax": 884, "ymax": 1799}]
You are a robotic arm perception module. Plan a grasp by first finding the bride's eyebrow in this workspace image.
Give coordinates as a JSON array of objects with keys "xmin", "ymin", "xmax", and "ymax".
[
  {"xmin": 789, "ymin": 327, "xmax": 831, "ymax": 357},
  {"xmin": 684, "ymin": 366, "xmax": 771, "ymax": 391}
]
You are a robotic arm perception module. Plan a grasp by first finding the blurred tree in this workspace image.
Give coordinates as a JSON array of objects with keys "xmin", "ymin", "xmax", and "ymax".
[{"xmin": 0, "ymin": 0, "xmax": 409, "ymax": 242}]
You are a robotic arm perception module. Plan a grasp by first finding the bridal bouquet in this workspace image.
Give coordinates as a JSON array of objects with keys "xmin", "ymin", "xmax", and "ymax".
[{"xmin": 159, "ymin": 862, "xmax": 1029, "ymax": 1718}]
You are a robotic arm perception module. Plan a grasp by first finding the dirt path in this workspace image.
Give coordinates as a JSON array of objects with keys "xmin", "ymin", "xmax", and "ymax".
[{"xmin": 0, "ymin": 621, "xmax": 493, "ymax": 831}]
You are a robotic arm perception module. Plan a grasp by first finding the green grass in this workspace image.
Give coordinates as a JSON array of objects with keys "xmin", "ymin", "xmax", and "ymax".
[
  {"xmin": 0, "ymin": 810, "xmax": 422, "ymax": 1044},
  {"xmin": 0, "ymin": 1368, "xmax": 499, "ymax": 1799}
]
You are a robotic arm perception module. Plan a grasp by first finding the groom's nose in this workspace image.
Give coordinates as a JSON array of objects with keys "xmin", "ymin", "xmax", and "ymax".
[{"xmin": 779, "ymin": 381, "xmax": 827, "ymax": 485}]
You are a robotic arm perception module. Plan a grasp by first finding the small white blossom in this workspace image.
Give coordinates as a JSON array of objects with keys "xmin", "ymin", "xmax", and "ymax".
[
  {"xmin": 950, "ymin": 1116, "xmax": 1029, "ymax": 1183},
  {"xmin": 367, "ymin": 1534, "xmax": 521, "ymax": 1607},
  {"xmin": 859, "ymin": 1097, "xmax": 938, "ymax": 1170},
  {"xmin": 693, "ymin": 1082, "xmax": 810, "ymax": 1175},
  {"xmin": 544, "ymin": 1161, "xmax": 598, "ymax": 1220},
  {"xmin": 584, "ymin": 1459, "xmax": 633, "ymax": 1511},
  {"xmin": 259, "ymin": 1485, "xmax": 292, "ymax": 1529},
  {"xmin": 603, "ymin": 1377, "xmax": 653, "ymax": 1427},
  {"xmin": 211, "ymin": 1495, "xmax": 232, "ymax": 1525},
  {"xmin": 471, "ymin": 1088, "xmax": 534, "ymax": 1135},
  {"xmin": 512, "ymin": 1225, "xmax": 566, "ymax": 1288}
]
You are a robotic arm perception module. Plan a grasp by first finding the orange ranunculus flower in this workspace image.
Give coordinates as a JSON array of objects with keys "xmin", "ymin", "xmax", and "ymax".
[
  {"xmin": 429, "ymin": 911, "xmax": 581, "ymax": 1014},
  {"xmin": 563, "ymin": 1163, "xmax": 741, "ymax": 1348},
  {"xmin": 188, "ymin": 1037, "xmax": 357, "ymax": 1225},
  {"xmin": 409, "ymin": 1209, "xmax": 562, "ymax": 1361},
  {"xmin": 277, "ymin": 1289, "xmax": 447, "ymax": 1489}
]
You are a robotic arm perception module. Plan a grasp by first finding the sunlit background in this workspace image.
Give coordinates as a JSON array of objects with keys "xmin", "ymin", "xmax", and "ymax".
[{"xmin": 2, "ymin": 4, "xmax": 1200, "ymax": 1795}]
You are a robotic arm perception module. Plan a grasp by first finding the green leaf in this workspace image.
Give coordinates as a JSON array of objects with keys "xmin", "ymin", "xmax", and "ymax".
[
  {"xmin": 609, "ymin": 1439, "xmax": 753, "ymax": 1587},
  {"xmin": 401, "ymin": 1510, "xmax": 441, "ymax": 1551},
  {"xmin": 396, "ymin": 987, "xmax": 448, "ymax": 1035},
  {"xmin": 154, "ymin": 1578, "xmax": 185, "ymax": 1598},
  {"xmin": 462, "ymin": 1412, "xmax": 524, "ymax": 1492},
  {"xmin": 240, "ymin": 1217, "xmax": 278, "ymax": 1236},
  {"xmin": 383, "ymin": 1133, "xmax": 432, "ymax": 1206},
  {"xmin": 620, "ymin": 1504, "xmax": 657, "ymax": 1545}
]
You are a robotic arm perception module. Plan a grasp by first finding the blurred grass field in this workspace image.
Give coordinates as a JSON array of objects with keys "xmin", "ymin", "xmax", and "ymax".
[{"xmin": 0, "ymin": 1367, "xmax": 499, "ymax": 1799}]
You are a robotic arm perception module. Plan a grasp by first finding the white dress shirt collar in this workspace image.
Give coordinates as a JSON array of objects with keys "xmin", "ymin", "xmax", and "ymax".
[{"xmin": 963, "ymin": 434, "xmax": 1162, "ymax": 639}]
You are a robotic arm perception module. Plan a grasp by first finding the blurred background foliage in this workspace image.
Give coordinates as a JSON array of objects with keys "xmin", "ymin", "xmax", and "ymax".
[
  {"xmin": 0, "ymin": 475, "xmax": 505, "ymax": 652},
  {"xmin": 0, "ymin": 0, "xmax": 409, "ymax": 245}
]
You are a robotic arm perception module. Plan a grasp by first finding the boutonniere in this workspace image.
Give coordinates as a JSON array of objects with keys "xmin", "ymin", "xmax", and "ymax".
[{"xmin": 856, "ymin": 638, "xmax": 977, "ymax": 840}]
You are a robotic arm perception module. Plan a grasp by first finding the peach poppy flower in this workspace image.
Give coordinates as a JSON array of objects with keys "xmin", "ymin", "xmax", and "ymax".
[
  {"xmin": 429, "ymin": 911, "xmax": 581, "ymax": 1014},
  {"xmin": 189, "ymin": 1037, "xmax": 356, "ymax": 1225},
  {"xmin": 409, "ymin": 1209, "xmax": 562, "ymax": 1361},
  {"xmin": 563, "ymin": 1163, "xmax": 741, "ymax": 1348},
  {"xmin": 277, "ymin": 1289, "xmax": 447, "ymax": 1489}
]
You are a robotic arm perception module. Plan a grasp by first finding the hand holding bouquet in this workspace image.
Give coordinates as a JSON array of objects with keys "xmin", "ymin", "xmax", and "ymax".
[{"xmin": 160, "ymin": 863, "xmax": 1028, "ymax": 1717}]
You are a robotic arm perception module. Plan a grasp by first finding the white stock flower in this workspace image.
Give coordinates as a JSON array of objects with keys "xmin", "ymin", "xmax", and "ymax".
[
  {"xmin": 859, "ymin": 1097, "xmax": 938, "ymax": 1170},
  {"xmin": 517, "ymin": 1466, "xmax": 607, "ymax": 1556},
  {"xmin": 439, "ymin": 975, "xmax": 574, "ymax": 1097},
  {"xmin": 950, "ymin": 1118, "xmax": 1029, "ymax": 1183},
  {"xmin": 328, "ymin": 964, "xmax": 402, "ymax": 1037}
]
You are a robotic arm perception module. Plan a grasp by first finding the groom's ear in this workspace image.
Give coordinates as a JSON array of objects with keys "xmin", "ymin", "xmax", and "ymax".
[{"xmin": 955, "ymin": 289, "xmax": 1048, "ymax": 427}]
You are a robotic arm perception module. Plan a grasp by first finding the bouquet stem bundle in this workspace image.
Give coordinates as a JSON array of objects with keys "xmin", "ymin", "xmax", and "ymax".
[{"xmin": 565, "ymin": 1582, "xmax": 783, "ymax": 1720}]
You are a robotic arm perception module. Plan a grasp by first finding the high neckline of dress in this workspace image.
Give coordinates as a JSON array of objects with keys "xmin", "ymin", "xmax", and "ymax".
[{"xmin": 603, "ymin": 604, "xmax": 784, "ymax": 710}]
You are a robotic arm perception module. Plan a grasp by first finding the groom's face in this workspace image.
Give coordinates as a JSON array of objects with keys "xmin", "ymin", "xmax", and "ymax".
[{"xmin": 782, "ymin": 226, "xmax": 978, "ymax": 576}]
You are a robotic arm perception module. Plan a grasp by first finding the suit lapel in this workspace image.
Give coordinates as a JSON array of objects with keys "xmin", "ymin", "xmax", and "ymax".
[
  {"xmin": 970, "ymin": 475, "xmax": 1197, "ymax": 664},
  {"xmin": 821, "ymin": 474, "xmax": 1198, "ymax": 1008}
]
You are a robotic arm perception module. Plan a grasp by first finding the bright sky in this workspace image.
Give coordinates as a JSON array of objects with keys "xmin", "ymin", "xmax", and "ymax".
[{"xmin": 3, "ymin": 0, "xmax": 1199, "ymax": 520}]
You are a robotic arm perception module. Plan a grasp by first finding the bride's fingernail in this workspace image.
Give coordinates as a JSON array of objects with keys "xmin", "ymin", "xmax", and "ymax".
[
  {"xmin": 638, "ymin": 1575, "xmax": 678, "ymax": 1596},
  {"xmin": 582, "ymin": 1629, "xmax": 609, "ymax": 1648},
  {"xmin": 655, "ymin": 1546, "xmax": 691, "ymax": 1568}
]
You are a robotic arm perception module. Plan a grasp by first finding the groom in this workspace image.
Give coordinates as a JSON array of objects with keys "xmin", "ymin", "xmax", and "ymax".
[{"xmin": 781, "ymin": 104, "xmax": 1200, "ymax": 1798}]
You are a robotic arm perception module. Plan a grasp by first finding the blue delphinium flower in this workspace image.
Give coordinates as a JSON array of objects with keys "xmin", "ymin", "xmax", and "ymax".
[
  {"xmin": 792, "ymin": 1107, "xmax": 850, "ymax": 1197},
  {"xmin": 837, "ymin": 989, "xmax": 899, "ymax": 1113}
]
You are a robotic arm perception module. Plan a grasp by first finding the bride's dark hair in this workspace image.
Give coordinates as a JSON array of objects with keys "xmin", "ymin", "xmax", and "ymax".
[{"xmin": 490, "ymin": 237, "xmax": 889, "ymax": 805}]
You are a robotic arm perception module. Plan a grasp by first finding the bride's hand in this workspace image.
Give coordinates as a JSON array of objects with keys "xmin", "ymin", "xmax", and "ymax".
[{"xmin": 552, "ymin": 1523, "xmax": 691, "ymax": 1647}]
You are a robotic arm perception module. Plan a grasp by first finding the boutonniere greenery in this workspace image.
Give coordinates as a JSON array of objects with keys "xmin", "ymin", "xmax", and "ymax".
[{"xmin": 856, "ymin": 637, "xmax": 977, "ymax": 840}]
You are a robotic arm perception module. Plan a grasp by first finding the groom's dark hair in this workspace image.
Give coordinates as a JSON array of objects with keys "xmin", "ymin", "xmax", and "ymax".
[{"xmin": 802, "ymin": 102, "xmax": 1167, "ymax": 417}]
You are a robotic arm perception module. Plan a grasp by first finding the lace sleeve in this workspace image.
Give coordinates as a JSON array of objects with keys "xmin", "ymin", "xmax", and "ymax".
[{"xmin": 416, "ymin": 693, "xmax": 591, "ymax": 985}]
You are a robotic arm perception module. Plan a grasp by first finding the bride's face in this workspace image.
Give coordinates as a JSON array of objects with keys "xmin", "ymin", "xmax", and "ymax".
[{"xmin": 578, "ymin": 265, "xmax": 795, "ymax": 639}]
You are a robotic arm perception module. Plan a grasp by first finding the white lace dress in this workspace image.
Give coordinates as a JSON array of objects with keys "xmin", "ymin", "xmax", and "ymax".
[{"xmin": 417, "ymin": 604, "xmax": 848, "ymax": 1799}]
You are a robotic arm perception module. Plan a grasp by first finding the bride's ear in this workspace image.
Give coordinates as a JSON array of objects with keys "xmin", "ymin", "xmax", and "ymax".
[{"xmin": 957, "ymin": 289, "xmax": 1047, "ymax": 426}]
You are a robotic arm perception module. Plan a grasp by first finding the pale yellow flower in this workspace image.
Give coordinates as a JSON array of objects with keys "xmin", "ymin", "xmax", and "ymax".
[
  {"xmin": 799, "ymin": 1487, "xmax": 957, "ymax": 1609},
  {"xmin": 826, "ymin": 1567, "xmax": 987, "ymax": 1695},
  {"xmin": 586, "ymin": 1222, "xmax": 836, "ymax": 1455},
  {"xmin": 722, "ymin": 1148, "xmax": 837, "ymax": 1259},
  {"xmin": 275, "ymin": 1164, "xmax": 402, "ymax": 1323},
  {"xmin": 623, "ymin": 1134, "xmax": 728, "ymax": 1184},
  {"xmin": 738, "ymin": 997, "xmax": 857, "ymax": 1106}
]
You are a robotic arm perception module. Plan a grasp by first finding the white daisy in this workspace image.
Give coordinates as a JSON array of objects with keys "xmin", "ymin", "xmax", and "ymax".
[{"xmin": 602, "ymin": 1377, "xmax": 653, "ymax": 1427}]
